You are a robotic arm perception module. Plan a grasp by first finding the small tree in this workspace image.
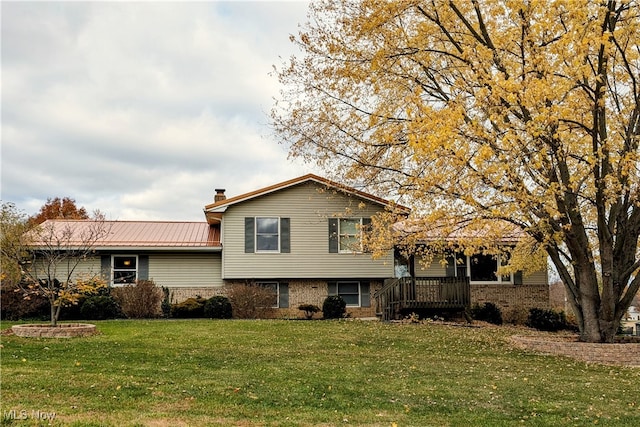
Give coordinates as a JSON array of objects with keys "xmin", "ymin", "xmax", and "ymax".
[
  {"xmin": 298, "ymin": 303, "xmax": 320, "ymax": 319},
  {"xmin": 3, "ymin": 210, "xmax": 111, "ymax": 326}
]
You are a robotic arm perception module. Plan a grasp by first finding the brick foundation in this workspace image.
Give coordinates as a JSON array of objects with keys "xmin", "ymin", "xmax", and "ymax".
[
  {"xmin": 165, "ymin": 287, "xmax": 225, "ymax": 303},
  {"xmin": 472, "ymin": 284, "xmax": 549, "ymax": 313},
  {"xmin": 167, "ymin": 281, "xmax": 382, "ymax": 319}
]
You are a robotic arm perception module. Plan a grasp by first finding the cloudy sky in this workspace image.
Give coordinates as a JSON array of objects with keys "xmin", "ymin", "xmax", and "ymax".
[{"xmin": 1, "ymin": 0, "xmax": 316, "ymax": 221}]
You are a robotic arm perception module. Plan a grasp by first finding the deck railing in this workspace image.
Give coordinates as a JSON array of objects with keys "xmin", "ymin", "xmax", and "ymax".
[{"xmin": 374, "ymin": 276, "xmax": 470, "ymax": 321}]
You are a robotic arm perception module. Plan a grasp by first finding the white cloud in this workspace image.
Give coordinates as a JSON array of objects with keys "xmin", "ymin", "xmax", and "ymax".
[{"xmin": 1, "ymin": 1, "xmax": 315, "ymax": 221}]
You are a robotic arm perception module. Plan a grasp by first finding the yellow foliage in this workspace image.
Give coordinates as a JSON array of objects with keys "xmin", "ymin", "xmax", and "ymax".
[{"xmin": 273, "ymin": 0, "xmax": 640, "ymax": 335}]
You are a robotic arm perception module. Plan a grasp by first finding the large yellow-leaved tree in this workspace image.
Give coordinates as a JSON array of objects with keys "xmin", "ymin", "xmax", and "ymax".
[{"xmin": 272, "ymin": 0, "xmax": 640, "ymax": 342}]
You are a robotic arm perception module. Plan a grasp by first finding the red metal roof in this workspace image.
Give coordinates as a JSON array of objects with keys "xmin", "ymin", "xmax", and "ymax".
[{"xmin": 35, "ymin": 220, "xmax": 221, "ymax": 249}]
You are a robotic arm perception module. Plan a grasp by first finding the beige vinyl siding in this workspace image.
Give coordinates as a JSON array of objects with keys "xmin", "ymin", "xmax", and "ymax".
[
  {"xmin": 523, "ymin": 268, "xmax": 548, "ymax": 286},
  {"xmin": 414, "ymin": 257, "xmax": 447, "ymax": 277},
  {"xmin": 30, "ymin": 256, "xmax": 103, "ymax": 283},
  {"xmin": 222, "ymin": 181, "xmax": 394, "ymax": 279},
  {"xmin": 148, "ymin": 253, "xmax": 222, "ymax": 288}
]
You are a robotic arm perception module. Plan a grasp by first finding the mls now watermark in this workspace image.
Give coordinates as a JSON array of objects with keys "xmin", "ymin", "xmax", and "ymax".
[{"xmin": 3, "ymin": 409, "xmax": 57, "ymax": 421}]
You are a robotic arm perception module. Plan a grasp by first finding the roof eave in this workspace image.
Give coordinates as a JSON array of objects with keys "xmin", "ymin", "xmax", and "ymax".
[
  {"xmin": 94, "ymin": 246, "xmax": 223, "ymax": 252},
  {"xmin": 204, "ymin": 173, "xmax": 411, "ymax": 213}
]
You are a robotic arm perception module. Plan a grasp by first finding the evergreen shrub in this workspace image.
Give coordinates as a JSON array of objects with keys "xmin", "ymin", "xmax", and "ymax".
[
  {"xmin": 527, "ymin": 308, "xmax": 568, "ymax": 332},
  {"xmin": 171, "ymin": 297, "xmax": 207, "ymax": 318},
  {"xmin": 80, "ymin": 295, "xmax": 123, "ymax": 320},
  {"xmin": 470, "ymin": 302, "xmax": 503, "ymax": 325},
  {"xmin": 204, "ymin": 296, "xmax": 233, "ymax": 319},
  {"xmin": 322, "ymin": 295, "xmax": 346, "ymax": 319}
]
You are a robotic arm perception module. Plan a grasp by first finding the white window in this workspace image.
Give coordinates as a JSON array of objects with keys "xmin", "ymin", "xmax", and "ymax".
[
  {"xmin": 256, "ymin": 218, "xmax": 280, "ymax": 252},
  {"xmin": 256, "ymin": 281, "xmax": 279, "ymax": 308},
  {"xmin": 465, "ymin": 254, "xmax": 513, "ymax": 284},
  {"xmin": 112, "ymin": 255, "xmax": 137, "ymax": 285},
  {"xmin": 339, "ymin": 218, "xmax": 363, "ymax": 253}
]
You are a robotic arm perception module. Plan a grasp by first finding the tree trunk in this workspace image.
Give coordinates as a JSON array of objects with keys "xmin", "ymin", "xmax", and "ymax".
[
  {"xmin": 50, "ymin": 302, "xmax": 57, "ymax": 327},
  {"xmin": 574, "ymin": 273, "xmax": 618, "ymax": 343}
]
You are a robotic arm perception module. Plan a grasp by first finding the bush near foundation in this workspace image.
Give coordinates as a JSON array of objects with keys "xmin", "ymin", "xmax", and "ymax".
[
  {"xmin": 503, "ymin": 306, "xmax": 530, "ymax": 326},
  {"xmin": 226, "ymin": 284, "xmax": 275, "ymax": 319},
  {"xmin": 204, "ymin": 296, "xmax": 233, "ymax": 319},
  {"xmin": 470, "ymin": 302, "xmax": 503, "ymax": 325},
  {"xmin": 298, "ymin": 303, "xmax": 320, "ymax": 319},
  {"xmin": 527, "ymin": 308, "xmax": 569, "ymax": 332},
  {"xmin": 322, "ymin": 296, "xmax": 346, "ymax": 319},
  {"xmin": 161, "ymin": 287, "xmax": 172, "ymax": 318},
  {"xmin": 80, "ymin": 295, "xmax": 123, "ymax": 320},
  {"xmin": 112, "ymin": 280, "xmax": 163, "ymax": 319},
  {"xmin": 171, "ymin": 297, "xmax": 207, "ymax": 318},
  {"xmin": 0, "ymin": 283, "xmax": 49, "ymax": 320}
]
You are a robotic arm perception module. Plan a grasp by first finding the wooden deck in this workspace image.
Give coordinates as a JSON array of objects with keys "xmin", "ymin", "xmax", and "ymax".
[{"xmin": 374, "ymin": 277, "xmax": 470, "ymax": 321}]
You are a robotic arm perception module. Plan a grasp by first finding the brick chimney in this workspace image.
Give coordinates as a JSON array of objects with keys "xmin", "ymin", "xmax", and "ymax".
[{"xmin": 214, "ymin": 189, "xmax": 226, "ymax": 202}]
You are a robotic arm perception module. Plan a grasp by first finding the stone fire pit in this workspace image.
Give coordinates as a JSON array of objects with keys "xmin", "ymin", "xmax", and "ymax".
[{"xmin": 12, "ymin": 323, "xmax": 97, "ymax": 338}]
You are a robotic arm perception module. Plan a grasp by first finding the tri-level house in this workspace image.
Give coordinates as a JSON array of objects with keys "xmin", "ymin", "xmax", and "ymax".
[
  {"xmin": 31, "ymin": 174, "xmax": 549, "ymax": 319},
  {"xmin": 202, "ymin": 174, "xmax": 408, "ymax": 318}
]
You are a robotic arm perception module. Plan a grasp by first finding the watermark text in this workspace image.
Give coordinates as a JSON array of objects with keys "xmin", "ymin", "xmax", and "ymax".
[{"xmin": 3, "ymin": 409, "xmax": 57, "ymax": 421}]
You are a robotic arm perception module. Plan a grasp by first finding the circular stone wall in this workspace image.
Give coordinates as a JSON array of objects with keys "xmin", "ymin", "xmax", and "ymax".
[{"xmin": 12, "ymin": 323, "xmax": 97, "ymax": 338}]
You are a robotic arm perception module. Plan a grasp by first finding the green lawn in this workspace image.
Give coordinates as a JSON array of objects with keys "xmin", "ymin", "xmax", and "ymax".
[{"xmin": 1, "ymin": 319, "xmax": 639, "ymax": 426}]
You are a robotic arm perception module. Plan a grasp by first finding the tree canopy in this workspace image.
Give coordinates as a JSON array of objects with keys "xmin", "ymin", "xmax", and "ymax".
[
  {"xmin": 272, "ymin": 0, "xmax": 640, "ymax": 342},
  {"xmin": 28, "ymin": 196, "xmax": 89, "ymax": 226}
]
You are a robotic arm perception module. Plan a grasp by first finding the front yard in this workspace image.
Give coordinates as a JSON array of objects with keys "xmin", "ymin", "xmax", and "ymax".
[{"xmin": 1, "ymin": 319, "xmax": 639, "ymax": 426}]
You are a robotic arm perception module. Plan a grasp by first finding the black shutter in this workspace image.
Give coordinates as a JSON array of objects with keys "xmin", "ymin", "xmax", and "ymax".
[
  {"xmin": 280, "ymin": 218, "xmax": 290, "ymax": 253},
  {"xmin": 138, "ymin": 255, "xmax": 149, "ymax": 281},
  {"xmin": 279, "ymin": 283, "xmax": 289, "ymax": 308},
  {"xmin": 245, "ymin": 217, "xmax": 255, "ymax": 253},
  {"xmin": 514, "ymin": 270, "xmax": 523, "ymax": 285},
  {"xmin": 101, "ymin": 255, "xmax": 111, "ymax": 281},
  {"xmin": 361, "ymin": 218, "xmax": 372, "ymax": 253},
  {"xmin": 328, "ymin": 218, "xmax": 339, "ymax": 253},
  {"xmin": 360, "ymin": 282, "xmax": 370, "ymax": 307}
]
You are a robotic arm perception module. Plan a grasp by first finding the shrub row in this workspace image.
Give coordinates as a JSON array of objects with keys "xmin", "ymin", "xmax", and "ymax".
[
  {"xmin": 2, "ymin": 281, "xmax": 348, "ymax": 321},
  {"xmin": 1, "ymin": 281, "xmax": 164, "ymax": 321},
  {"xmin": 1, "ymin": 280, "xmax": 577, "ymax": 330},
  {"xmin": 470, "ymin": 302, "xmax": 576, "ymax": 332},
  {"xmin": 170, "ymin": 296, "xmax": 233, "ymax": 319}
]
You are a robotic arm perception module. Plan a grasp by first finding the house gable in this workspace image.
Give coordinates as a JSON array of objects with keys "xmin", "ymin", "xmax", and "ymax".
[
  {"xmin": 204, "ymin": 173, "xmax": 408, "ymax": 222},
  {"xmin": 213, "ymin": 178, "xmax": 398, "ymax": 280}
]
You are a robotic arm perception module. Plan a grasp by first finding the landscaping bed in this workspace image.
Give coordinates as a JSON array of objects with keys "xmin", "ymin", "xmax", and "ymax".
[
  {"xmin": 511, "ymin": 334, "xmax": 640, "ymax": 367},
  {"xmin": 11, "ymin": 323, "xmax": 97, "ymax": 338}
]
